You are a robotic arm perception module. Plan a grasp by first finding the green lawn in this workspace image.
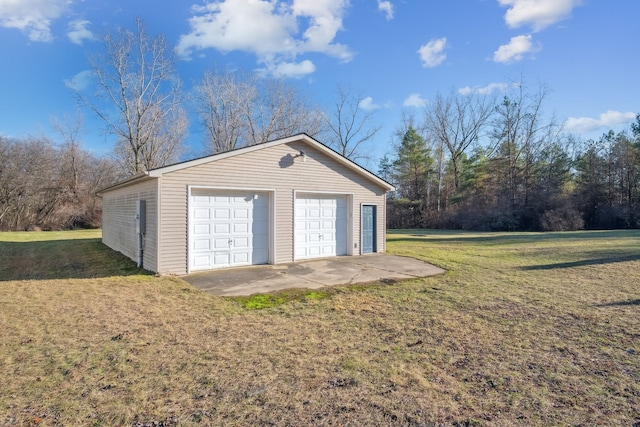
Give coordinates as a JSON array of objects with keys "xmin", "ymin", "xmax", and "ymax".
[{"xmin": 1, "ymin": 229, "xmax": 638, "ymax": 426}]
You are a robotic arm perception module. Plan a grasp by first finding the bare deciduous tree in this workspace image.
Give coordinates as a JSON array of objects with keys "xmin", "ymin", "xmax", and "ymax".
[
  {"xmin": 194, "ymin": 69, "xmax": 323, "ymax": 153},
  {"xmin": 0, "ymin": 134, "xmax": 119, "ymax": 231},
  {"xmin": 492, "ymin": 82, "xmax": 561, "ymax": 212},
  {"xmin": 51, "ymin": 112, "xmax": 85, "ymax": 193},
  {"xmin": 424, "ymin": 90, "xmax": 494, "ymax": 191},
  {"xmin": 76, "ymin": 18, "xmax": 187, "ymax": 175},
  {"xmin": 0, "ymin": 137, "xmax": 61, "ymax": 230},
  {"xmin": 194, "ymin": 70, "xmax": 247, "ymax": 153},
  {"xmin": 250, "ymin": 78, "xmax": 324, "ymax": 145},
  {"xmin": 324, "ymin": 86, "xmax": 381, "ymax": 163}
]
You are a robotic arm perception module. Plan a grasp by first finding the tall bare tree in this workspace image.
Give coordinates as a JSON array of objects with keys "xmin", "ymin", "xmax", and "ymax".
[
  {"xmin": 424, "ymin": 90, "xmax": 494, "ymax": 191},
  {"xmin": 194, "ymin": 70, "xmax": 247, "ymax": 153},
  {"xmin": 324, "ymin": 86, "xmax": 381, "ymax": 163},
  {"xmin": 492, "ymin": 83, "xmax": 561, "ymax": 213},
  {"xmin": 249, "ymin": 78, "xmax": 324, "ymax": 145},
  {"xmin": 51, "ymin": 112, "xmax": 85, "ymax": 193},
  {"xmin": 77, "ymin": 18, "xmax": 187, "ymax": 175},
  {"xmin": 194, "ymin": 69, "xmax": 323, "ymax": 153}
]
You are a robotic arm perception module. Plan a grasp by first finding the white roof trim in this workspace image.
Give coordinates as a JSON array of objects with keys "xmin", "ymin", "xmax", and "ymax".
[{"xmin": 147, "ymin": 134, "xmax": 395, "ymax": 191}]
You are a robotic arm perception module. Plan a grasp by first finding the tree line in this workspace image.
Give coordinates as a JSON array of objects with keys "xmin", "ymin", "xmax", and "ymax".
[
  {"xmin": 0, "ymin": 19, "xmax": 377, "ymax": 231},
  {"xmin": 0, "ymin": 124, "xmax": 119, "ymax": 231},
  {"xmin": 1, "ymin": 18, "xmax": 638, "ymax": 232},
  {"xmin": 382, "ymin": 86, "xmax": 640, "ymax": 231}
]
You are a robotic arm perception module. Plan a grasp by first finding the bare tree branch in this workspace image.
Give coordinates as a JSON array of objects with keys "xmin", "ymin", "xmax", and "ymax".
[
  {"xmin": 194, "ymin": 69, "xmax": 323, "ymax": 153},
  {"xmin": 323, "ymin": 86, "xmax": 381, "ymax": 163},
  {"xmin": 74, "ymin": 18, "xmax": 186, "ymax": 175},
  {"xmin": 424, "ymin": 90, "xmax": 494, "ymax": 190}
]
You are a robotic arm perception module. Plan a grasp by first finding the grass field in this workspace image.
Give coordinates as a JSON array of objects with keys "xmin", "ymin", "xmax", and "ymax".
[{"xmin": 1, "ymin": 229, "xmax": 639, "ymax": 426}]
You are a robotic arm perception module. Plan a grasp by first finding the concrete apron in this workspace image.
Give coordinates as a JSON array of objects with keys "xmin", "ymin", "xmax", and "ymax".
[{"xmin": 183, "ymin": 254, "xmax": 446, "ymax": 296}]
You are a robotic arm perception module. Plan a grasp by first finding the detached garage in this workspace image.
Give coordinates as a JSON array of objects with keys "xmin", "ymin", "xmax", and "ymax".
[{"xmin": 97, "ymin": 134, "xmax": 395, "ymax": 275}]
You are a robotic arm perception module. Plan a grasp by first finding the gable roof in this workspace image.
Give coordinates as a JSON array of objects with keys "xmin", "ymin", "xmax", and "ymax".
[{"xmin": 98, "ymin": 133, "xmax": 395, "ymax": 195}]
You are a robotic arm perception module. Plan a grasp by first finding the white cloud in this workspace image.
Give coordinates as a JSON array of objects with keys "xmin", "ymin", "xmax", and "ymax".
[
  {"xmin": 292, "ymin": 0, "xmax": 351, "ymax": 60},
  {"xmin": 0, "ymin": 0, "xmax": 71, "ymax": 42},
  {"xmin": 262, "ymin": 59, "xmax": 316, "ymax": 78},
  {"xmin": 417, "ymin": 37, "xmax": 447, "ymax": 68},
  {"xmin": 177, "ymin": 0, "xmax": 296, "ymax": 58},
  {"xmin": 493, "ymin": 34, "xmax": 537, "ymax": 63},
  {"xmin": 565, "ymin": 110, "xmax": 636, "ymax": 134},
  {"xmin": 458, "ymin": 82, "xmax": 515, "ymax": 95},
  {"xmin": 64, "ymin": 70, "xmax": 92, "ymax": 91},
  {"xmin": 377, "ymin": 0, "xmax": 394, "ymax": 20},
  {"xmin": 359, "ymin": 96, "xmax": 381, "ymax": 111},
  {"xmin": 403, "ymin": 93, "xmax": 427, "ymax": 108},
  {"xmin": 176, "ymin": 0, "xmax": 351, "ymax": 76},
  {"xmin": 498, "ymin": 0, "xmax": 582, "ymax": 32},
  {"xmin": 67, "ymin": 19, "xmax": 94, "ymax": 45}
]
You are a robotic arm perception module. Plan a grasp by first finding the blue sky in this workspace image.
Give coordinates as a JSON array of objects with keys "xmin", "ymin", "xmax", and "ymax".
[{"xmin": 0, "ymin": 0, "xmax": 638, "ymax": 163}]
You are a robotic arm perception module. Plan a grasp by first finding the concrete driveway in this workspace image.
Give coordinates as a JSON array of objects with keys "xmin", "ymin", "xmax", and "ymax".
[{"xmin": 183, "ymin": 254, "xmax": 445, "ymax": 296}]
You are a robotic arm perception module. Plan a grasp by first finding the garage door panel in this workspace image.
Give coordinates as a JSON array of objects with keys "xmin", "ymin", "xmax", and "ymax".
[
  {"xmin": 307, "ymin": 247, "xmax": 321, "ymax": 257},
  {"xmin": 308, "ymin": 221, "xmax": 321, "ymax": 231},
  {"xmin": 192, "ymin": 195, "xmax": 210, "ymax": 204},
  {"xmin": 295, "ymin": 194, "xmax": 348, "ymax": 260},
  {"xmin": 214, "ymin": 223, "xmax": 229, "ymax": 233},
  {"xmin": 214, "ymin": 208, "xmax": 229, "ymax": 219},
  {"xmin": 194, "ymin": 224, "xmax": 210, "ymax": 235},
  {"xmin": 234, "ymin": 208, "xmax": 249, "ymax": 219},
  {"xmin": 213, "ymin": 238, "xmax": 230, "ymax": 249},
  {"xmin": 193, "ymin": 239, "xmax": 210, "ymax": 250},
  {"xmin": 234, "ymin": 223, "xmax": 249, "ymax": 233},
  {"xmin": 321, "ymin": 220, "xmax": 334, "ymax": 229},
  {"xmin": 190, "ymin": 190, "xmax": 270, "ymax": 271},
  {"xmin": 194, "ymin": 208, "xmax": 210, "ymax": 219},
  {"xmin": 233, "ymin": 253, "xmax": 249, "ymax": 263},
  {"xmin": 214, "ymin": 253, "xmax": 230, "ymax": 265},
  {"xmin": 233, "ymin": 236, "xmax": 250, "ymax": 248},
  {"xmin": 192, "ymin": 254, "xmax": 211, "ymax": 268},
  {"xmin": 322, "ymin": 208, "xmax": 334, "ymax": 217},
  {"xmin": 321, "ymin": 246, "xmax": 334, "ymax": 256}
]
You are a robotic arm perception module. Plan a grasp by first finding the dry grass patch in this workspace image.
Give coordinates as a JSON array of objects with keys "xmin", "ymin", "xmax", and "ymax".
[{"xmin": 1, "ymin": 229, "xmax": 639, "ymax": 426}]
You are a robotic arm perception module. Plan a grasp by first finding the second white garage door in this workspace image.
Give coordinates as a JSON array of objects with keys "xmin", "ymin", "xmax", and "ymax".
[
  {"xmin": 295, "ymin": 194, "xmax": 348, "ymax": 260},
  {"xmin": 190, "ymin": 190, "xmax": 269, "ymax": 271}
]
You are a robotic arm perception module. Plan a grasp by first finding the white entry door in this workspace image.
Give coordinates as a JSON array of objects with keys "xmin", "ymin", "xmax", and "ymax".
[
  {"xmin": 295, "ymin": 194, "xmax": 348, "ymax": 260},
  {"xmin": 190, "ymin": 190, "xmax": 269, "ymax": 271}
]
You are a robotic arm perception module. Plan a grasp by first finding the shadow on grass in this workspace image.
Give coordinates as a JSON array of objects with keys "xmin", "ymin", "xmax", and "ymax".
[
  {"xmin": 595, "ymin": 299, "xmax": 640, "ymax": 307},
  {"xmin": 0, "ymin": 238, "xmax": 149, "ymax": 281},
  {"xmin": 520, "ymin": 254, "xmax": 640, "ymax": 270}
]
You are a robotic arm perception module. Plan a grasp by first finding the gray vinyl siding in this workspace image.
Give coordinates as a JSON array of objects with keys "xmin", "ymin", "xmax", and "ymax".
[
  {"xmin": 158, "ymin": 141, "xmax": 387, "ymax": 275},
  {"xmin": 101, "ymin": 179, "xmax": 158, "ymax": 272}
]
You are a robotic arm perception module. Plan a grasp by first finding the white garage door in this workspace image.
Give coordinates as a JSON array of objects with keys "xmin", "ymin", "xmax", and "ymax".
[
  {"xmin": 295, "ymin": 194, "xmax": 348, "ymax": 260},
  {"xmin": 190, "ymin": 190, "xmax": 269, "ymax": 271}
]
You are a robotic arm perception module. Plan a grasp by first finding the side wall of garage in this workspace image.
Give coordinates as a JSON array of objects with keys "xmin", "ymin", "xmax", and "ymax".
[
  {"xmin": 158, "ymin": 141, "xmax": 387, "ymax": 275},
  {"xmin": 101, "ymin": 178, "xmax": 159, "ymax": 272}
]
